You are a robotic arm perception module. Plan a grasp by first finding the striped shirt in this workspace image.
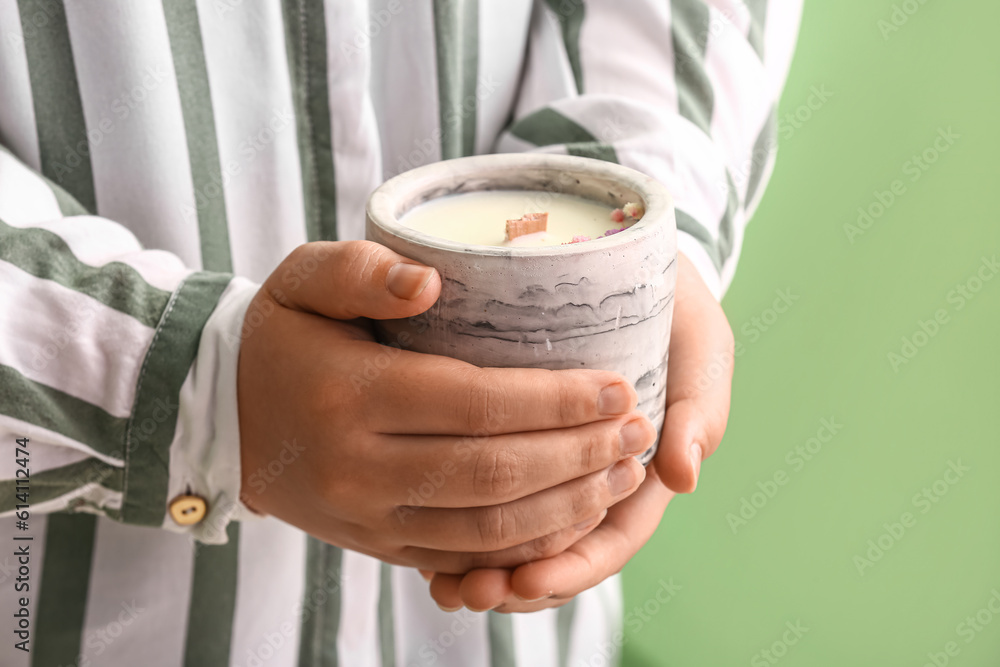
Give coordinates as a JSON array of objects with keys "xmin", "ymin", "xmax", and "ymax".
[{"xmin": 0, "ymin": 0, "xmax": 800, "ymax": 665}]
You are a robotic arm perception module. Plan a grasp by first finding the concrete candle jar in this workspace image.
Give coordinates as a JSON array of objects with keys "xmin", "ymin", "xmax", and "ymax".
[{"xmin": 366, "ymin": 154, "xmax": 677, "ymax": 465}]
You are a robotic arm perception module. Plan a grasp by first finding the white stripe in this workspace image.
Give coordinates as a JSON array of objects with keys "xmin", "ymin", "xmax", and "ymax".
[
  {"xmin": 763, "ymin": 0, "xmax": 804, "ymax": 100},
  {"xmin": 393, "ymin": 566, "xmax": 490, "ymax": 667},
  {"xmin": 579, "ymin": 0, "xmax": 677, "ymax": 113},
  {"xmin": 196, "ymin": 0, "xmax": 307, "ymax": 282},
  {"xmin": 230, "ymin": 518, "xmax": 307, "ymax": 667},
  {"xmin": 0, "ymin": 148, "xmax": 62, "ymax": 224},
  {"xmin": 63, "ymin": 0, "xmax": 204, "ymax": 269},
  {"xmin": 703, "ymin": 0, "xmax": 752, "ymax": 35},
  {"xmin": 513, "ymin": 607, "xmax": 558, "ymax": 666},
  {"xmin": 338, "ymin": 552, "xmax": 382, "ymax": 666},
  {"xmin": 0, "ymin": 516, "xmax": 47, "ymax": 667},
  {"xmin": 0, "ymin": 415, "xmax": 125, "ymax": 468},
  {"xmin": 617, "ymin": 116, "xmax": 729, "ymax": 239},
  {"xmin": 80, "ymin": 517, "xmax": 194, "ymax": 667},
  {"xmin": 511, "ymin": 2, "xmax": 577, "ymax": 121},
  {"xmin": 324, "ymin": 0, "xmax": 383, "ymax": 242},
  {"xmin": 371, "ymin": 1, "xmax": 442, "ymax": 178},
  {"xmin": 476, "ymin": 0, "xmax": 533, "ymax": 155},
  {"xmin": 705, "ymin": 7, "xmax": 770, "ymax": 203},
  {"xmin": 0, "ymin": 152, "xmax": 191, "ymax": 291},
  {"xmin": 568, "ymin": 577, "xmax": 623, "ymax": 666},
  {"xmin": 0, "ymin": 263, "xmax": 154, "ymax": 419},
  {"xmin": 0, "ymin": 3, "xmax": 41, "ymax": 171}
]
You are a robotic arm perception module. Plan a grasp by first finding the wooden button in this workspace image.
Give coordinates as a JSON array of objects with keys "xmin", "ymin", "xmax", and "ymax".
[{"xmin": 169, "ymin": 494, "xmax": 207, "ymax": 526}]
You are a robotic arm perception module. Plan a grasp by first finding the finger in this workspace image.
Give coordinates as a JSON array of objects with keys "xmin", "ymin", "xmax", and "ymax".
[
  {"xmin": 263, "ymin": 240, "xmax": 442, "ymax": 321},
  {"xmin": 428, "ymin": 573, "xmax": 465, "ymax": 612},
  {"xmin": 397, "ymin": 459, "xmax": 643, "ymax": 553},
  {"xmin": 363, "ymin": 353, "xmax": 638, "ymax": 435},
  {"xmin": 379, "ymin": 414, "xmax": 655, "ymax": 507},
  {"xmin": 447, "ymin": 512, "xmax": 606, "ymax": 612},
  {"xmin": 508, "ymin": 462, "xmax": 675, "ymax": 603},
  {"xmin": 656, "ymin": 252, "xmax": 734, "ymax": 493},
  {"xmin": 426, "ymin": 511, "xmax": 603, "ymax": 612},
  {"xmin": 399, "ymin": 510, "xmax": 606, "ymax": 574},
  {"xmin": 429, "ymin": 570, "xmax": 570, "ymax": 615}
]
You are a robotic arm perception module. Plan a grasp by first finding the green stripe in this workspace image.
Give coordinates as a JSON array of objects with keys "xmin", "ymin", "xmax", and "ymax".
[
  {"xmin": 0, "ymin": 458, "xmax": 121, "ymax": 513},
  {"xmin": 282, "ymin": 0, "xmax": 339, "ymax": 242},
  {"xmin": 565, "ymin": 143, "xmax": 617, "ymax": 163},
  {"xmin": 18, "ymin": 0, "xmax": 97, "ymax": 213},
  {"xmin": 0, "ymin": 363, "xmax": 127, "ymax": 459},
  {"xmin": 433, "ymin": 0, "xmax": 480, "ymax": 159},
  {"xmin": 297, "ymin": 538, "xmax": 343, "ymax": 667},
  {"xmin": 487, "ymin": 612, "xmax": 517, "ymax": 667},
  {"xmin": 378, "ymin": 562, "xmax": 395, "ymax": 666},
  {"xmin": 543, "ymin": 0, "xmax": 586, "ymax": 93},
  {"xmin": 675, "ymin": 208, "xmax": 722, "ymax": 272},
  {"xmin": 671, "ymin": 0, "xmax": 714, "ymax": 134},
  {"xmin": 0, "ymin": 217, "xmax": 172, "ymax": 329},
  {"xmin": 32, "ymin": 513, "xmax": 98, "ymax": 667},
  {"xmin": 121, "ymin": 272, "xmax": 231, "ymax": 526},
  {"xmin": 556, "ymin": 598, "xmax": 578, "ymax": 666},
  {"xmin": 745, "ymin": 0, "xmax": 768, "ymax": 58},
  {"xmin": 674, "ymin": 176, "xmax": 739, "ymax": 274},
  {"xmin": 183, "ymin": 523, "xmax": 241, "ymax": 666},
  {"xmin": 162, "ymin": 0, "xmax": 234, "ymax": 272},
  {"xmin": 745, "ymin": 107, "xmax": 777, "ymax": 208},
  {"xmin": 718, "ymin": 173, "xmax": 739, "ymax": 265},
  {"xmin": 509, "ymin": 108, "xmax": 618, "ymax": 162}
]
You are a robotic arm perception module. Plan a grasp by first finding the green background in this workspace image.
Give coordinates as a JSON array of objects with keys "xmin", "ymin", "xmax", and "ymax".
[{"xmin": 622, "ymin": 1, "xmax": 1000, "ymax": 665}]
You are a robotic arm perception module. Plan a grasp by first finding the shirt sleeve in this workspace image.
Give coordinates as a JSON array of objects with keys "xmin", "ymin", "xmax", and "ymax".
[
  {"xmin": 0, "ymin": 146, "xmax": 259, "ymax": 545},
  {"xmin": 497, "ymin": 0, "xmax": 803, "ymax": 298}
]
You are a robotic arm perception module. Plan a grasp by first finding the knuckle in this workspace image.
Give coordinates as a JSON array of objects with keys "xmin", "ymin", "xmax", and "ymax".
[
  {"xmin": 464, "ymin": 370, "xmax": 508, "ymax": 433},
  {"xmin": 341, "ymin": 240, "xmax": 385, "ymax": 285},
  {"xmin": 579, "ymin": 422, "xmax": 618, "ymax": 472},
  {"xmin": 555, "ymin": 375, "xmax": 580, "ymax": 425},
  {"xmin": 472, "ymin": 445, "xmax": 519, "ymax": 501},
  {"xmin": 474, "ymin": 504, "xmax": 516, "ymax": 550},
  {"xmin": 576, "ymin": 476, "xmax": 609, "ymax": 517}
]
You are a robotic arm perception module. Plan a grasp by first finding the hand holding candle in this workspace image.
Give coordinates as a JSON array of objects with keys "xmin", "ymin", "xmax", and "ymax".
[{"xmin": 425, "ymin": 252, "xmax": 735, "ymax": 613}]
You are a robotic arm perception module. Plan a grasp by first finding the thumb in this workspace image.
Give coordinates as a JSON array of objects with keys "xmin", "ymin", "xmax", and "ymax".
[
  {"xmin": 656, "ymin": 252, "xmax": 734, "ymax": 494},
  {"xmin": 263, "ymin": 240, "xmax": 441, "ymax": 320}
]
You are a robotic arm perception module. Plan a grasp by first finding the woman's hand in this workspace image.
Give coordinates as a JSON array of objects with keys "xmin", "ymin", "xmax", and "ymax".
[
  {"xmin": 425, "ymin": 251, "xmax": 735, "ymax": 611},
  {"xmin": 237, "ymin": 241, "xmax": 656, "ymax": 573}
]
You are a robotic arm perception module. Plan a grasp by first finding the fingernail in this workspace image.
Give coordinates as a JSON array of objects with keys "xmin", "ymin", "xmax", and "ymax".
[
  {"xmin": 608, "ymin": 460, "xmax": 638, "ymax": 495},
  {"xmin": 690, "ymin": 443, "xmax": 703, "ymax": 490},
  {"xmin": 513, "ymin": 593, "xmax": 551, "ymax": 602},
  {"xmin": 418, "ymin": 570, "xmax": 433, "ymax": 582},
  {"xmin": 598, "ymin": 383, "xmax": 632, "ymax": 415},
  {"xmin": 436, "ymin": 602, "xmax": 463, "ymax": 613},
  {"xmin": 387, "ymin": 263, "xmax": 434, "ymax": 300},
  {"xmin": 619, "ymin": 419, "xmax": 650, "ymax": 456}
]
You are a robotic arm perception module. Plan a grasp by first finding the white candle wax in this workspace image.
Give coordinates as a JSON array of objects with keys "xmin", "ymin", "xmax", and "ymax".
[{"xmin": 400, "ymin": 190, "xmax": 627, "ymax": 247}]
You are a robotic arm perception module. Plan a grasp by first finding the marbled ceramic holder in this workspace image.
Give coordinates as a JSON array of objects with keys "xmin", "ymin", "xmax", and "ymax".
[{"xmin": 366, "ymin": 154, "xmax": 676, "ymax": 465}]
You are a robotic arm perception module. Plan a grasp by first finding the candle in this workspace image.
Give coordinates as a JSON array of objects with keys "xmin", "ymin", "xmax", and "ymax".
[
  {"xmin": 367, "ymin": 154, "xmax": 675, "ymax": 465},
  {"xmin": 400, "ymin": 190, "xmax": 637, "ymax": 247}
]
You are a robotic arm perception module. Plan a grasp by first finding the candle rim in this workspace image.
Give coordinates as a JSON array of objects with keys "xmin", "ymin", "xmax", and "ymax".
[{"xmin": 367, "ymin": 154, "xmax": 673, "ymax": 257}]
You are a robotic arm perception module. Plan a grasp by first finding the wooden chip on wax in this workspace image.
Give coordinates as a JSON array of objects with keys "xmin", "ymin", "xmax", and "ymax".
[{"xmin": 505, "ymin": 212, "xmax": 549, "ymax": 240}]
